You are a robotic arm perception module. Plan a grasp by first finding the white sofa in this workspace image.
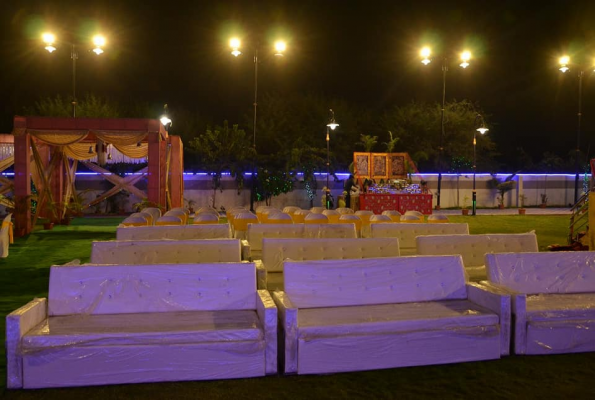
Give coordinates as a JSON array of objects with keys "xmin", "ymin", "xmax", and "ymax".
[
  {"xmin": 273, "ymin": 255, "xmax": 509, "ymax": 375},
  {"xmin": 6, "ymin": 262, "xmax": 277, "ymax": 388},
  {"xmin": 116, "ymin": 224, "xmax": 231, "ymax": 241},
  {"xmin": 416, "ymin": 232, "xmax": 539, "ymax": 281},
  {"xmin": 370, "ymin": 222, "xmax": 469, "ymax": 255},
  {"xmin": 256, "ymin": 237, "xmax": 400, "ymax": 290},
  {"xmin": 90, "ymin": 239, "xmax": 241, "ymax": 264},
  {"xmin": 242, "ymin": 223, "xmax": 357, "ymax": 261},
  {"xmin": 484, "ymin": 251, "xmax": 595, "ymax": 355}
]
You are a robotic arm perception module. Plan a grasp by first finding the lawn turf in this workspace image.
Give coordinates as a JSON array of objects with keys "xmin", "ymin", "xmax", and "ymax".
[{"xmin": 2, "ymin": 215, "xmax": 594, "ymax": 399}]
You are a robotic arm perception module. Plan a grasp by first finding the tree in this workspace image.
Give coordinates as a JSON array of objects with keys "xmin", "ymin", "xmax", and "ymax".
[
  {"xmin": 383, "ymin": 131, "xmax": 399, "ymax": 153},
  {"xmin": 382, "ymin": 100, "xmax": 497, "ymax": 172},
  {"xmin": 358, "ymin": 134, "xmax": 378, "ymax": 152},
  {"xmin": 29, "ymin": 93, "xmax": 121, "ymax": 117},
  {"xmin": 188, "ymin": 121, "xmax": 255, "ymax": 208}
]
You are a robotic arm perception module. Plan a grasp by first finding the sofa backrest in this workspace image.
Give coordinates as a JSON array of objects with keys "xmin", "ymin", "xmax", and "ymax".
[
  {"xmin": 246, "ymin": 224, "xmax": 305, "ymax": 252},
  {"xmin": 303, "ymin": 223, "xmax": 357, "ymax": 239},
  {"xmin": 116, "ymin": 224, "xmax": 231, "ymax": 241},
  {"xmin": 261, "ymin": 237, "xmax": 400, "ymax": 272},
  {"xmin": 485, "ymin": 251, "xmax": 595, "ymax": 294},
  {"xmin": 416, "ymin": 232, "xmax": 538, "ymax": 267},
  {"xmin": 371, "ymin": 222, "xmax": 469, "ymax": 251},
  {"xmin": 284, "ymin": 255, "xmax": 467, "ymax": 308},
  {"xmin": 90, "ymin": 239, "xmax": 242, "ymax": 264},
  {"xmin": 48, "ymin": 262, "xmax": 256, "ymax": 315}
]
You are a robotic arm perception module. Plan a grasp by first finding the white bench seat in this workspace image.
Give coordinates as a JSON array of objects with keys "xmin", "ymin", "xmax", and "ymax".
[{"xmin": 23, "ymin": 310, "xmax": 262, "ymax": 349}]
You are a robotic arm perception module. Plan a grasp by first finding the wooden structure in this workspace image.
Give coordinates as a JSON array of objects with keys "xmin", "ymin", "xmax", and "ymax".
[
  {"xmin": 354, "ymin": 152, "xmax": 419, "ymax": 181},
  {"xmin": 11, "ymin": 116, "xmax": 184, "ymax": 236}
]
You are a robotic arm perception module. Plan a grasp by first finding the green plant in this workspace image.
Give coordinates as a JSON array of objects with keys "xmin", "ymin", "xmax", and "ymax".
[
  {"xmin": 133, "ymin": 197, "xmax": 159, "ymax": 212},
  {"xmin": 488, "ymin": 173, "xmax": 517, "ymax": 207},
  {"xmin": 462, "ymin": 195, "xmax": 470, "ymax": 209},
  {"xmin": 540, "ymin": 193, "xmax": 548, "ymax": 205},
  {"xmin": 519, "ymin": 194, "xmax": 527, "ymax": 208},
  {"xmin": 359, "ymin": 134, "xmax": 378, "ymax": 152},
  {"xmin": 383, "ymin": 131, "xmax": 399, "ymax": 153}
]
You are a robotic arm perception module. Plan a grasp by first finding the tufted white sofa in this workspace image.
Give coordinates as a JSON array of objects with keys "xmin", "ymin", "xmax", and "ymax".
[
  {"xmin": 484, "ymin": 251, "xmax": 595, "ymax": 355},
  {"xmin": 6, "ymin": 262, "xmax": 277, "ymax": 389},
  {"xmin": 273, "ymin": 255, "xmax": 509, "ymax": 375},
  {"xmin": 256, "ymin": 237, "xmax": 400, "ymax": 290},
  {"xmin": 242, "ymin": 223, "xmax": 357, "ymax": 261},
  {"xmin": 90, "ymin": 239, "xmax": 241, "ymax": 264},
  {"xmin": 416, "ymin": 232, "xmax": 538, "ymax": 281},
  {"xmin": 370, "ymin": 222, "xmax": 469, "ymax": 255},
  {"xmin": 116, "ymin": 224, "xmax": 231, "ymax": 241}
]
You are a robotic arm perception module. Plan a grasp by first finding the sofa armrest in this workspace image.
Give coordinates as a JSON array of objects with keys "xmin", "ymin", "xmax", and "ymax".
[
  {"xmin": 241, "ymin": 239, "xmax": 251, "ymax": 261},
  {"xmin": 467, "ymin": 283, "xmax": 511, "ymax": 356},
  {"xmin": 6, "ymin": 298, "xmax": 48, "ymax": 389},
  {"xmin": 255, "ymin": 260, "xmax": 267, "ymax": 290},
  {"xmin": 512, "ymin": 293, "xmax": 527, "ymax": 355},
  {"xmin": 272, "ymin": 291, "xmax": 298, "ymax": 374},
  {"xmin": 257, "ymin": 290, "xmax": 278, "ymax": 375}
]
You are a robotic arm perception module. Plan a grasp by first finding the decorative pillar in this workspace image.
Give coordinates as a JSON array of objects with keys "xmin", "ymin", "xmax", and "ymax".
[
  {"xmin": 147, "ymin": 131, "xmax": 162, "ymax": 208},
  {"xmin": 14, "ymin": 133, "xmax": 31, "ymax": 236},
  {"xmin": 169, "ymin": 136, "xmax": 184, "ymax": 208}
]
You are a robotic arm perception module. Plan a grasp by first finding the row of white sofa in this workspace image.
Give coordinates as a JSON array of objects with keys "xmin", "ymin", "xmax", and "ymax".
[{"xmin": 9, "ymin": 251, "xmax": 595, "ymax": 388}]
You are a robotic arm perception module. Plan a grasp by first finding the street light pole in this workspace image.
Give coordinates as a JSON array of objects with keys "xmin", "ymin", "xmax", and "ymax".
[
  {"xmin": 71, "ymin": 44, "xmax": 78, "ymax": 117},
  {"xmin": 472, "ymin": 114, "xmax": 489, "ymax": 216},
  {"xmin": 326, "ymin": 109, "xmax": 339, "ymax": 209},
  {"xmin": 420, "ymin": 47, "xmax": 472, "ymax": 210}
]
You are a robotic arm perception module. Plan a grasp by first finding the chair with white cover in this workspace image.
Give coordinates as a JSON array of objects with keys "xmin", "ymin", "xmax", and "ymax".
[
  {"xmin": 193, "ymin": 213, "xmax": 220, "ymax": 224},
  {"xmin": 282, "ymin": 206, "xmax": 300, "ymax": 216},
  {"xmin": 0, "ymin": 213, "xmax": 13, "ymax": 258},
  {"xmin": 291, "ymin": 209, "xmax": 311, "ymax": 224},
  {"xmin": 256, "ymin": 206, "xmax": 275, "ymax": 223},
  {"xmin": 226, "ymin": 206, "xmax": 246, "ymax": 222},
  {"xmin": 338, "ymin": 214, "xmax": 362, "ymax": 236},
  {"xmin": 310, "ymin": 207, "xmax": 326, "ymax": 214},
  {"xmin": 428, "ymin": 214, "xmax": 449, "ymax": 223},
  {"xmin": 233, "ymin": 211, "xmax": 259, "ymax": 239},
  {"xmin": 382, "ymin": 210, "xmax": 401, "ymax": 222},
  {"xmin": 141, "ymin": 207, "xmax": 161, "ymax": 224},
  {"xmin": 261, "ymin": 208, "xmax": 281, "ymax": 224},
  {"xmin": 356, "ymin": 210, "xmax": 374, "ymax": 237},
  {"xmin": 130, "ymin": 212, "xmax": 151, "ymax": 225},
  {"xmin": 155, "ymin": 215, "xmax": 183, "ymax": 226},
  {"xmin": 404, "ymin": 210, "xmax": 424, "ymax": 222},
  {"xmin": 322, "ymin": 209, "xmax": 341, "ymax": 223},
  {"xmin": 121, "ymin": 216, "xmax": 149, "ymax": 227},
  {"xmin": 304, "ymin": 213, "xmax": 328, "ymax": 224},
  {"xmin": 369, "ymin": 214, "xmax": 392, "ymax": 224},
  {"xmin": 399, "ymin": 214, "xmax": 422, "ymax": 223},
  {"xmin": 169, "ymin": 207, "xmax": 189, "ymax": 221},
  {"xmin": 266, "ymin": 212, "xmax": 293, "ymax": 224},
  {"xmin": 336, "ymin": 207, "xmax": 354, "ymax": 215},
  {"xmin": 165, "ymin": 209, "xmax": 188, "ymax": 225}
]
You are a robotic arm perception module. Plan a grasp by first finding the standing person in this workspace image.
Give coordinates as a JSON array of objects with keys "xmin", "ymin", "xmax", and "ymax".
[{"xmin": 343, "ymin": 174, "xmax": 355, "ymax": 208}]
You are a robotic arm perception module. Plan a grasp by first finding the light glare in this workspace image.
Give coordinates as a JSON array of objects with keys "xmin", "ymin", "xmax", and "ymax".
[
  {"xmin": 274, "ymin": 40, "xmax": 286, "ymax": 56},
  {"xmin": 160, "ymin": 116, "xmax": 172, "ymax": 126},
  {"xmin": 42, "ymin": 32, "xmax": 55, "ymax": 45},
  {"xmin": 230, "ymin": 38, "xmax": 241, "ymax": 49},
  {"xmin": 559, "ymin": 56, "xmax": 570, "ymax": 66},
  {"xmin": 420, "ymin": 47, "xmax": 431, "ymax": 58},
  {"xmin": 93, "ymin": 35, "xmax": 106, "ymax": 47},
  {"xmin": 476, "ymin": 127, "xmax": 489, "ymax": 134},
  {"xmin": 460, "ymin": 51, "xmax": 471, "ymax": 62}
]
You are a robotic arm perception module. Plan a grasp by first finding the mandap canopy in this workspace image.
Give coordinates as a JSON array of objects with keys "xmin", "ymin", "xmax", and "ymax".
[{"xmin": 11, "ymin": 116, "xmax": 184, "ymax": 236}]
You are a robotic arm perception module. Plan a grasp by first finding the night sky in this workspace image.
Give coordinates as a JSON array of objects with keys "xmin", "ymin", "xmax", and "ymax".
[{"xmin": 2, "ymin": 0, "xmax": 595, "ymax": 166}]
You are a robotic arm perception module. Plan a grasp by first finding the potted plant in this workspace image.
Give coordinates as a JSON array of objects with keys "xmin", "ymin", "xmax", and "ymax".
[
  {"xmin": 540, "ymin": 193, "xmax": 548, "ymax": 208},
  {"xmin": 39, "ymin": 217, "xmax": 54, "ymax": 230},
  {"xmin": 461, "ymin": 195, "xmax": 470, "ymax": 215},
  {"xmin": 488, "ymin": 174, "xmax": 516, "ymax": 209},
  {"xmin": 518, "ymin": 194, "xmax": 527, "ymax": 215}
]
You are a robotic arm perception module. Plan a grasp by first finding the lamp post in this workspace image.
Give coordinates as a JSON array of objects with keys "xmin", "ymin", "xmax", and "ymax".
[
  {"xmin": 160, "ymin": 104, "xmax": 172, "ymax": 131},
  {"xmin": 472, "ymin": 114, "xmax": 489, "ymax": 216},
  {"xmin": 558, "ymin": 55, "xmax": 592, "ymax": 204},
  {"xmin": 420, "ymin": 46, "xmax": 473, "ymax": 210},
  {"xmin": 326, "ymin": 109, "xmax": 339, "ymax": 209},
  {"xmin": 42, "ymin": 32, "xmax": 106, "ymax": 117},
  {"xmin": 229, "ymin": 38, "xmax": 286, "ymax": 211}
]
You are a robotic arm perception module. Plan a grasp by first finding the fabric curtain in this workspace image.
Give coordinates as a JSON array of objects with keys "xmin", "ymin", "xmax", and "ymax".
[
  {"xmin": 113, "ymin": 143, "xmax": 148, "ymax": 159},
  {"xmin": 27, "ymin": 130, "xmax": 88, "ymax": 145}
]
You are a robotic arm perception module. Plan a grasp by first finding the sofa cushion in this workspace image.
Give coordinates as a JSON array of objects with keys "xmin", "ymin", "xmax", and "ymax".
[
  {"xmin": 284, "ymin": 256, "xmax": 467, "ymax": 308},
  {"xmin": 297, "ymin": 300, "xmax": 498, "ymax": 338},
  {"xmin": 116, "ymin": 225, "xmax": 231, "ymax": 241},
  {"xmin": 22, "ymin": 310, "xmax": 262, "ymax": 350},
  {"xmin": 486, "ymin": 252, "xmax": 595, "ymax": 294},
  {"xmin": 262, "ymin": 237, "xmax": 400, "ymax": 273},
  {"xmin": 525, "ymin": 293, "xmax": 595, "ymax": 321},
  {"xmin": 371, "ymin": 223, "xmax": 469, "ymax": 250},
  {"xmin": 247, "ymin": 224, "xmax": 305, "ymax": 252}
]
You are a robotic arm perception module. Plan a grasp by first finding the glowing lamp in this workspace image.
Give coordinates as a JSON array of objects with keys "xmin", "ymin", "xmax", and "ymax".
[
  {"xmin": 274, "ymin": 40, "xmax": 286, "ymax": 56},
  {"xmin": 42, "ymin": 32, "xmax": 56, "ymax": 53},
  {"xmin": 230, "ymin": 38, "xmax": 242, "ymax": 56},
  {"xmin": 460, "ymin": 51, "xmax": 471, "ymax": 68}
]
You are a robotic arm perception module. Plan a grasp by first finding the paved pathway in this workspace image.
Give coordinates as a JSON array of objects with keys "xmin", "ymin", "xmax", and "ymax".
[{"xmin": 434, "ymin": 207, "xmax": 572, "ymax": 216}]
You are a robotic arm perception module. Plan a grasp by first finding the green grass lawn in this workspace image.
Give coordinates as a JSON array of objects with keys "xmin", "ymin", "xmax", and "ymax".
[{"xmin": 2, "ymin": 215, "xmax": 594, "ymax": 399}]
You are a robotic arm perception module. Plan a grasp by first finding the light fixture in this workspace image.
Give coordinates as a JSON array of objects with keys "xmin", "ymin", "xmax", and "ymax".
[
  {"xmin": 88, "ymin": 145, "xmax": 94, "ymax": 154},
  {"xmin": 92, "ymin": 35, "xmax": 105, "ymax": 55},
  {"xmin": 420, "ymin": 46, "xmax": 431, "ymax": 65},
  {"xmin": 42, "ymin": 32, "xmax": 56, "ymax": 53},
  {"xmin": 326, "ymin": 109, "xmax": 339, "ymax": 130},
  {"xmin": 160, "ymin": 104, "xmax": 172, "ymax": 129},
  {"xmin": 460, "ymin": 50, "xmax": 471, "ymax": 68},
  {"xmin": 274, "ymin": 40, "xmax": 286, "ymax": 56},
  {"xmin": 107, "ymin": 152, "xmax": 112, "ymax": 160},
  {"xmin": 230, "ymin": 37, "xmax": 242, "ymax": 57},
  {"xmin": 476, "ymin": 126, "xmax": 489, "ymax": 135},
  {"xmin": 559, "ymin": 55, "xmax": 570, "ymax": 73},
  {"xmin": 137, "ymin": 142, "xmax": 141, "ymax": 147}
]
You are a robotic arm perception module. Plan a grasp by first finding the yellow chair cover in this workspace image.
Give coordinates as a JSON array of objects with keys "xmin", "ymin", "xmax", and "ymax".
[{"xmin": 2, "ymin": 221, "xmax": 14, "ymax": 244}]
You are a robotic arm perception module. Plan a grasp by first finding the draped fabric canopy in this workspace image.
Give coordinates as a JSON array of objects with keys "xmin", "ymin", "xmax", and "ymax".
[{"xmin": 26, "ymin": 130, "xmax": 149, "ymax": 160}]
